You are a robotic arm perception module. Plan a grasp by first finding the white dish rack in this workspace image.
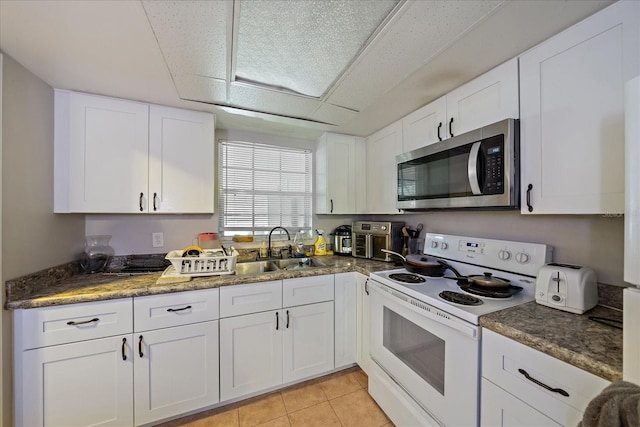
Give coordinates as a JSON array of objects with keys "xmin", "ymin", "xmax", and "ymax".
[{"xmin": 165, "ymin": 248, "xmax": 238, "ymax": 276}]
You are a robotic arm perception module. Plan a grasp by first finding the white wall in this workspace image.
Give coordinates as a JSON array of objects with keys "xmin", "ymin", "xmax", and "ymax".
[
  {"xmin": 379, "ymin": 210, "xmax": 625, "ymax": 287},
  {"xmin": 84, "ymin": 129, "xmax": 322, "ymax": 254},
  {"xmin": 1, "ymin": 53, "xmax": 86, "ymax": 426}
]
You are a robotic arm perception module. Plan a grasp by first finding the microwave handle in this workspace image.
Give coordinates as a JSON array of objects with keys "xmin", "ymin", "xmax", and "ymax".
[
  {"xmin": 365, "ymin": 234, "xmax": 372, "ymax": 259},
  {"xmin": 468, "ymin": 141, "xmax": 483, "ymax": 195}
]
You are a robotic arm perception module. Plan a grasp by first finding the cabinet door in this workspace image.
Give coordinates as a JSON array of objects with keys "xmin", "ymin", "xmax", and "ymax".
[
  {"xmin": 366, "ymin": 121, "xmax": 403, "ymax": 214},
  {"xmin": 134, "ymin": 321, "xmax": 219, "ymax": 426},
  {"xmin": 402, "ymin": 96, "xmax": 447, "ymax": 152},
  {"xmin": 20, "ymin": 335, "xmax": 133, "ymax": 427},
  {"xmin": 149, "ymin": 105, "xmax": 215, "ymax": 213},
  {"xmin": 316, "ymin": 133, "xmax": 355, "ymax": 214},
  {"xmin": 65, "ymin": 92, "xmax": 149, "ymax": 213},
  {"xmin": 520, "ymin": 1, "xmax": 639, "ymax": 214},
  {"xmin": 446, "ymin": 58, "xmax": 519, "ymax": 138},
  {"xmin": 219, "ymin": 311, "xmax": 283, "ymax": 401},
  {"xmin": 356, "ymin": 274, "xmax": 373, "ymax": 374},
  {"xmin": 481, "ymin": 378, "xmax": 561, "ymax": 427},
  {"xmin": 335, "ymin": 272, "xmax": 357, "ymax": 368},
  {"xmin": 283, "ymin": 302, "xmax": 334, "ymax": 383}
]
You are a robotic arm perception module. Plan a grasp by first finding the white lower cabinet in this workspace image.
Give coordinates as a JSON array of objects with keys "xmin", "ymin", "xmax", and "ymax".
[
  {"xmin": 15, "ymin": 289, "xmax": 220, "ymax": 427},
  {"xmin": 21, "ymin": 334, "xmax": 134, "ymax": 427},
  {"xmin": 283, "ymin": 302, "xmax": 334, "ymax": 383},
  {"xmin": 134, "ymin": 321, "xmax": 219, "ymax": 426},
  {"xmin": 482, "ymin": 378, "xmax": 560, "ymax": 426},
  {"xmin": 219, "ymin": 310, "xmax": 284, "ymax": 400},
  {"xmin": 16, "ymin": 276, "xmax": 344, "ymax": 425},
  {"xmin": 481, "ymin": 329, "xmax": 609, "ymax": 426},
  {"xmin": 219, "ymin": 276, "xmax": 335, "ymax": 402}
]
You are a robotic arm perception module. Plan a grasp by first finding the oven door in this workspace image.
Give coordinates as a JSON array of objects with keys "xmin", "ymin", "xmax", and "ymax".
[{"xmin": 369, "ymin": 280, "xmax": 480, "ymax": 426}]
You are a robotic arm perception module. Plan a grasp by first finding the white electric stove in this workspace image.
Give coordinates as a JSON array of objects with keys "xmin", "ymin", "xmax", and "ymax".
[{"xmin": 367, "ymin": 233, "xmax": 552, "ymax": 426}]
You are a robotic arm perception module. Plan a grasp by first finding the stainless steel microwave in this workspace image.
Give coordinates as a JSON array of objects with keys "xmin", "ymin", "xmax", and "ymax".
[{"xmin": 397, "ymin": 118, "xmax": 519, "ymax": 210}]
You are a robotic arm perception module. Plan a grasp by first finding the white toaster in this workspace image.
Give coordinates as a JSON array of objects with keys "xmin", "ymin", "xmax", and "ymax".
[{"xmin": 535, "ymin": 263, "xmax": 598, "ymax": 314}]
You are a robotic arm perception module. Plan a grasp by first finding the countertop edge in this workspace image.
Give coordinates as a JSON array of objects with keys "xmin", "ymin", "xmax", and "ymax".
[{"xmin": 5, "ymin": 258, "xmax": 387, "ymax": 310}]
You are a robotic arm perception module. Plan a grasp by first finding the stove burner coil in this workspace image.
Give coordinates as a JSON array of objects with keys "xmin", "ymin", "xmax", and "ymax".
[
  {"xmin": 389, "ymin": 273, "xmax": 426, "ymax": 284},
  {"xmin": 458, "ymin": 283, "xmax": 523, "ymax": 299},
  {"xmin": 439, "ymin": 290, "xmax": 483, "ymax": 306}
]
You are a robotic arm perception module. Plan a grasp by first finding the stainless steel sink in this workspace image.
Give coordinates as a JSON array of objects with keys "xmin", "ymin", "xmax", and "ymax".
[
  {"xmin": 234, "ymin": 261, "xmax": 280, "ymax": 276},
  {"xmin": 273, "ymin": 257, "xmax": 327, "ymax": 270},
  {"xmin": 234, "ymin": 257, "xmax": 327, "ymax": 275}
]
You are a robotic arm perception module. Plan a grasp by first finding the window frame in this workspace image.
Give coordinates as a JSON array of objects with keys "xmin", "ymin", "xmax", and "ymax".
[{"xmin": 217, "ymin": 139, "xmax": 313, "ymax": 240}]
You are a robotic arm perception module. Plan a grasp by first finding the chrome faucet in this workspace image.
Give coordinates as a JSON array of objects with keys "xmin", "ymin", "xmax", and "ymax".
[{"xmin": 268, "ymin": 226, "xmax": 291, "ymax": 258}]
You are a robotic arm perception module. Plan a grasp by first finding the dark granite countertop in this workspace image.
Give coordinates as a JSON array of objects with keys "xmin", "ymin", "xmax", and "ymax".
[
  {"xmin": 480, "ymin": 302, "xmax": 623, "ymax": 382},
  {"xmin": 6, "ymin": 257, "xmax": 623, "ymax": 383},
  {"xmin": 5, "ymin": 256, "xmax": 393, "ymax": 310}
]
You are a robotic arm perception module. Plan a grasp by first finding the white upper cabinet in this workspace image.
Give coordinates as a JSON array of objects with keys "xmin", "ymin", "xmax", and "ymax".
[
  {"xmin": 315, "ymin": 132, "xmax": 366, "ymax": 214},
  {"xmin": 54, "ymin": 90, "xmax": 215, "ymax": 214},
  {"xmin": 366, "ymin": 120, "xmax": 403, "ymax": 214},
  {"xmin": 520, "ymin": 1, "xmax": 639, "ymax": 214},
  {"xmin": 446, "ymin": 58, "xmax": 519, "ymax": 138},
  {"xmin": 149, "ymin": 105, "xmax": 215, "ymax": 213},
  {"xmin": 401, "ymin": 59, "xmax": 519, "ymax": 154},
  {"xmin": 56, "ymin": 91, "xmax": 150, "ymax": 213},
  {"xmin": 401, "ymin": 96, "xmax": 447, "ymax": 152}
]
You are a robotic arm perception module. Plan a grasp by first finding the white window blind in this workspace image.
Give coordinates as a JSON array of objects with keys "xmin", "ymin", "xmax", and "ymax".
[{"xmin": 218, "ymin": 140, "xmax": 313, "ymax": 237}]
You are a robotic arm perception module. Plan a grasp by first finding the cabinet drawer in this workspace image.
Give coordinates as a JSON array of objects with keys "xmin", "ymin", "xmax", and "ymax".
[
  {"xmin": 17, "ymin": 299, "xmax": 133, "ymax": 350},
  {"xmin": 482, "ymin": 329, "xmax": 609, "ymax": 425},
  {"xmin": 134, "ymin": 288, "xmax": 219, "ymax": 332},
  {"xmin": 283, "ymin": 275, "xmax": 334, "ymax": 307},
  {"xmin": 220, "ymin": 281, "xmax": 282, "ymax": 318}
]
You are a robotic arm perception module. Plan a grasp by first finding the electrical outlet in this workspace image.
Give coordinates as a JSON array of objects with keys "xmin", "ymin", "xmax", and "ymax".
[{"xmin": 152, "ymin": 232, "xmax": 164, "ymax": 248}]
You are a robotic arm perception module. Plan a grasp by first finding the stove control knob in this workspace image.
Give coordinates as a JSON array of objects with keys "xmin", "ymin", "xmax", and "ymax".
[
  {"xmin": 515, "ymin": 252, "xmax": 530, "ymax": 264},
  {"xmin": 431, "ymin": 241, "xmax": 439, "ymax": 249},
  {"xmin": 498, "ymin": 250, "xmax": 511, "ymax": 260},
  {"xmin": 380, "ymin": 225, "xmax": 387, "ymax": 231},
  {"xmin": 441, "ymin": 242, "xmax": 448, "ymax": 250}
]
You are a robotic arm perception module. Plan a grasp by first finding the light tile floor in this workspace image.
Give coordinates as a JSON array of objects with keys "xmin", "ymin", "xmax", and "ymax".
[{"xmin": 155, "ymin": 368, "xmax": 394, "ymax": 427}]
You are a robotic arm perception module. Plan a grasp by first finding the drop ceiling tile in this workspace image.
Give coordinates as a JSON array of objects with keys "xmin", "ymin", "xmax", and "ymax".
[
  {"xmin": 174, "ymin": 73, "xmax": 227, "ymax": 104},
  {"xmin": 327, "ymin": 0, "xmax": 504, "ymax": 111},
  {"xmin": 235, "ymin": 0, "xmax": 398, "ymax": 97},
  {"xmin": 142, "ymin": 0, "xmax": 229, "ymax": 79},
  {"xmin": 229, "ymin": 82, "xmax": 321, "ymax": 120}
]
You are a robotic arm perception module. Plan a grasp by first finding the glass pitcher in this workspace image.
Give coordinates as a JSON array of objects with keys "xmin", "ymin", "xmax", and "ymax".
[{"xmin": 79, "ymin": 235, "xmax": 115, "ymax": 273}]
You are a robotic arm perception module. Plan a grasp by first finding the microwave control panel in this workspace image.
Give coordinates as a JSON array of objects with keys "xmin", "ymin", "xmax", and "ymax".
[{"xmin": 481, "ymin": 136, "xmax": 504, "ymax": 195}]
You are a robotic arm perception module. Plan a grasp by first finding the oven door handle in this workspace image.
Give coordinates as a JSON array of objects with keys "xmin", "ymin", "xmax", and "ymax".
[{"xmin": 468, "ymin": 141, "xmax": 482, "ymax": 195}]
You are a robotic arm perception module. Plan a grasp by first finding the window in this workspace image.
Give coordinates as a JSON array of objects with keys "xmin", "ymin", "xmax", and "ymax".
[{"xmin": 218, "ymin": 140, "xmax": 313, "ymax": 238}]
